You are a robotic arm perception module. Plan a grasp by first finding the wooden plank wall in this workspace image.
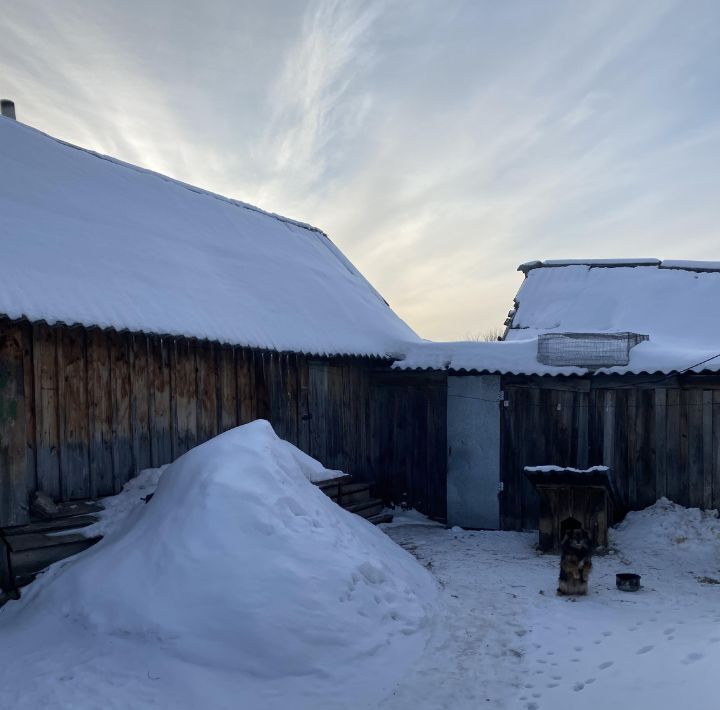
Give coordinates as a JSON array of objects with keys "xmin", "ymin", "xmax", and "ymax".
[
  {"xmin": 368, "ymin": 371, "xmax": 447, "ymax": 520},
  {"xmin": 500, "ymin": 375, "xmax": 720, "ymax": 530},
  {"xmin": 0, "ymin": 319, "xmax": 447, "ymax": 525}
]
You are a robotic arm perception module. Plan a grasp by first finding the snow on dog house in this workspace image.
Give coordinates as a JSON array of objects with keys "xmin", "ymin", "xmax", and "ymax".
[
  {"xmin": 395, "ymin": 260, "xmax": 720, "ymax": 532},
  {"xmin": 0, "ymin": 107, "xmax": 447, "ymax": 529}
]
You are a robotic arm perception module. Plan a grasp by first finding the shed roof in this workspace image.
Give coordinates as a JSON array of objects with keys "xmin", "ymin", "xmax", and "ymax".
[
  {"xmin": 395, "ymin": 260, "xmax": 720, "ymax": 376},
  {"xmin": 0, "ymin": 116, "xmax": 418, "ymax": 357}
]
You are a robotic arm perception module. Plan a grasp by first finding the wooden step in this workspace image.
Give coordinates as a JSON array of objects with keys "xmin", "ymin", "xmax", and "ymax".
[
  {"xmin": 366, "ymin": 512, "xmax": 394, "ymax": 525},
  {"xmin": 6, "ymin": 532, "xmax": 101, "ymax": 579},
  {"xmin": 317, "ymin": 475, "xmax": 352, "ymax": 492},
  {"xmin": 5, "ymin": 515, "xmax": 98, "ymax": 536},
  {"xmin": 337, "ymin": 487, "xmax": 372, "ymax": 506},
  {"xmin": 345, "ymin": 498, "xmax": 385, "ymax": 519},
  {"xmin": 36, "ymin": 500, "xmax": 104, "ymax": 520}
]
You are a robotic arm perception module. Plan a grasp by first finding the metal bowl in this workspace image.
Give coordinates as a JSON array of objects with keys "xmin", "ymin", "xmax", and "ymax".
[{"xmin": 616, "ymin": 573, "xmax": 641, "ymax": 592}]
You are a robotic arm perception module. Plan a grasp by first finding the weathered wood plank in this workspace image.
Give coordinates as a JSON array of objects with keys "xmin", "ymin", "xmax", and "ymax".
[
  {"xmin": 86, "ymin": 330, "xmax": 113, "ymax": 497},
  {"xmin": 254, "ymin": 351, "xmax": 269, "ymax": 421},
  {"xmin": 196, "ymin": 342, "xmax": 218, "ymax": 444},
  {"xmin": 665, "ymin": 388, "xmax": 681, "ymax": 504},
  {"xmin": 149, "ymin": 338, "xmax": 172, "ymax": 466},
  {"xmin": 654, "ymin": 388, "xmax": 667, "ymax": 500},
  {"xmin": 626, "ymin": 389, "xmax": 637, "ymax": 509},
  {"xmin": 296, "ymin": 355, "xmax": 311, "ymax": 454},
  {"xmin": 679, "ymin": 389, "xmax": 690, "ymax": 506},
  {"xmin": 130, "ymin": 334, "xmax": 151, "ymax": 472},
  {"xmin": 237, "ymin": 348, "xmax": 256, "ymax": 425},
  {"xmin": 109, "ymin": 332, "xmax": 134, "ymax": 492},
  {"xmin": 635, "ymin": 389, "xmax": 655, "ymax": 509},
  {"xmin": 218, "ymin": 346, "xmax": 238, "ymax": 433},
  {"xmin": 703, "ymin": 390, "xmax": 713, "ymax": 510},
  {"xmin": 0, "ymin": 324, "xmax": 29, "ymax": 526},
  {"xmin": 170, "ymin": 339, "xmax": 197, "ymax": 458},
  {"xmin": 57, "ymin": 328, "xmax": 89, "ymax": 500},
  {"xmin": 20, "ymin": 323, "xmax": 36, "ymax": 500},
  {"xmin": 32, "ymin": 323, "xmax": 60, "ymax": 499},
  {"xmin": 713, "ymin": 391, "xmax": 720, "ymax": 510},
  {"xmin": 687, "ymin": 389, "xmax": 704, "ymax": 509}
]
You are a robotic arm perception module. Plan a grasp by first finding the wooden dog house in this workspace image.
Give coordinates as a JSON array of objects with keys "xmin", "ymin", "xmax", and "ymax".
[{"xmin": 524, "ymin": 466, "xmax": 620, "ymax": 552}]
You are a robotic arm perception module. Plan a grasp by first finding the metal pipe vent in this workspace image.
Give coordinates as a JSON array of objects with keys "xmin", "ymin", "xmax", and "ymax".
[{"xmin": 1, "ymin": 99, "xmax": 16, "ymax": 120}]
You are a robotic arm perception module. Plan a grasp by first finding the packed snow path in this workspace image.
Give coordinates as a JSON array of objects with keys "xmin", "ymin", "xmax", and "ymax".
[{"xmin": 380, "ymin": 503, "xmax": 720, "ymax": 710}]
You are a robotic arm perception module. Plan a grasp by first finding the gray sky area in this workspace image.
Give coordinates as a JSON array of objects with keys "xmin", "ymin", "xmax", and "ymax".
[{"xmin": 2, "ymin": 0, "xmax": 719, "ymax": 340}]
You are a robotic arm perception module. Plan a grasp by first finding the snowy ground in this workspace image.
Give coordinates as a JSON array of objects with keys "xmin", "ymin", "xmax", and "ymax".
[
  {"xmin": 1, "ymin": 421, "xmax": 718, "ymax": 710},
  {"xmin": 379, "ymin": 502, "xmax": 720, "ymax": 710}
]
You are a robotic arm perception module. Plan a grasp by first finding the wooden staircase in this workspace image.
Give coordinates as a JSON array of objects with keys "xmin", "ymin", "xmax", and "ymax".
[
  {"xmin": 317, "ymin": 476, "xmax": 392, "ymax": 525},
  {"xmin": 0, "ymin": 501, "xmax": 102, "ymax": 605}
]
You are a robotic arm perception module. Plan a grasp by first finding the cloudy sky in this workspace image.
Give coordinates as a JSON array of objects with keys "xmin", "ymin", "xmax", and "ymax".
[{"xmin": 1, "ymin": 0, "xmax": 719, "ymax": 340}]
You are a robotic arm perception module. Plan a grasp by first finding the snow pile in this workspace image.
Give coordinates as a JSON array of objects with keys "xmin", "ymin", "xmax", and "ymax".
[
  {"xmin": 84, "ymin": 465, "xmax": 167, "ymax": 538},
  {"xmin": 0, "ymin": 116, "xmax": 418, "ymax": 356},
  {"xmin": 612, "ymin": 497, "xmax": 720, "ymax": 577},
  {"xmin": 0, "ymin": 421, "xmax": 436, "ymax": 709}
]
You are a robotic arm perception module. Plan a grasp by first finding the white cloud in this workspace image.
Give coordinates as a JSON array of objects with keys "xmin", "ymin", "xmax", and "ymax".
[{"xmin": 1, "ymin": 0, "xmax": 719, "ymax": 341}]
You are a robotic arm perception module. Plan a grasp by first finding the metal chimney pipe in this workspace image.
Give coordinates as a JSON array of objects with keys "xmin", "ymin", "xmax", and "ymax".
[{"xmin": 1, "ymin": 99, "xmax": 16, "ymax": 120}]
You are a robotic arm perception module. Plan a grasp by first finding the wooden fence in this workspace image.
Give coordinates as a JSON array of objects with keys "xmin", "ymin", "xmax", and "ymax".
[
  {"xmin": 500, "ymin": 374, "xmax": 720, "ymax": 530},
  {"xmin": 0, "ymin": 318, "xmax": 447, "ymax": 527}
]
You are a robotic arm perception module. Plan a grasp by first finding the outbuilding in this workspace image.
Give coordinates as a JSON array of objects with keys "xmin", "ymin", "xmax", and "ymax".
[
  {"xmin": 397, "ymin": 259, "xmax": 720, "ymax": 530},
  {"xmin": 0, "ymin": 106, "xmax": 447, "ymax": 529}
]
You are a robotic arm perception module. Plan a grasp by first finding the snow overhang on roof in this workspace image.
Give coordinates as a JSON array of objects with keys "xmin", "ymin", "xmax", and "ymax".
[
  {"xmin": 0, "ymin": 115, "xmax": 419, "ymax": 358},
  {"xmin": 393, "ymin": 258, "xmax": 720, "ymax": 376}
]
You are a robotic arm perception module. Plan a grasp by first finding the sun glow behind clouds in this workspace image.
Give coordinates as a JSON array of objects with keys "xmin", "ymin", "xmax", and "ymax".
[{"xmin": 1, "ymin": 0, "xmax": 719, "ymax": 340}]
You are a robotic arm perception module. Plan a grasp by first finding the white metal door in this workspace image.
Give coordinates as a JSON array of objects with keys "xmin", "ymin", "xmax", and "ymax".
[{"xmin": 446, "ymin": 375, "xmax": 501, "ymax": 529}]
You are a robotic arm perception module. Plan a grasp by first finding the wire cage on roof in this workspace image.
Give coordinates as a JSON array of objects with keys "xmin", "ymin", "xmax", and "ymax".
[{"xmin": 537, "ymin": 332, "xmax": 649, "ymax": 369}]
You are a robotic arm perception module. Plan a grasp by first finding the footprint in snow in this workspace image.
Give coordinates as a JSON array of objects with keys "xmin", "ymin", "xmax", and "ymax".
[
  {"xmin": 602, "ymin": 631, "xmax": 613, "ymax": 637},
  {"xmin": 636, "ymin": 645, "xmax": 654, "ymax": 655},
  {"xmin": 573, "ymin": 682, "xmax": 585, "ymax": 692},
  {"xmin": 573, "ymin": 646, "xmax": 583, "ymax": 652},
  {"xmin": 526, "ymin": 702, "xmax": 539, "ymax": 710},
  {"xmin": 664, "ymin": 628, "xmax": 676, "ymax": 636},
  {"xmin": 598, "ymin": 661, "xmax": 613, "ymax": 670},
  {"xmin": 585, "ymin": 678, "xmax": 596, "ymax": 685},
  {"xmin": 683, "ymin": 652, "xmax": 704, "ymax": 664},
  {"xmin": 547, "ymin": 682, "xmax": 559, "ymax": 688}
]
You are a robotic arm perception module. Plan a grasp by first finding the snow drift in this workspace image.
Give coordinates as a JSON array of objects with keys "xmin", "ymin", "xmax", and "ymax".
[{"xmin": 0, "ymin": 421, "xmax": 436, "ymax": 709}]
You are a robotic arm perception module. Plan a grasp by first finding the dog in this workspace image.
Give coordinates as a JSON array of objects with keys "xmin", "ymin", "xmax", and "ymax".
[{"xmin": 557, "ymin": 528, "xmax": 593, "ymax": 596}]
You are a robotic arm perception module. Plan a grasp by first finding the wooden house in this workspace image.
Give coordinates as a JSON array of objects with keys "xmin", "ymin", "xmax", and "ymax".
[
  {"xmin": 3, "ymin": 103, "xmax": 718, "ymax": 539},
  {"xmin": 0, "ymin": 108, "xmax": 447, "ymax": 530},
  {"xmin": 395, "ymin": 259, "xmax": 720, "ymax": 531}
]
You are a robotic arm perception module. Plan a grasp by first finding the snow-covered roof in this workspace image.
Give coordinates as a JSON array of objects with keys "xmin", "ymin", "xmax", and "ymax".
[
  {"xmin": 0, "ymin": 116, "xmax": 418, "ymax": 357},
  {"xmin": 394, "ymin": 260, "xmax": 720, "ymax": 376}
]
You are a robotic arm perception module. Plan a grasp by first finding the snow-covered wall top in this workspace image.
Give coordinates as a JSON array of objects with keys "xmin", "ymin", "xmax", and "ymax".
[
  {"xmin": 395, "ymin": 261, "xmax": 720, "ymax": 376},
  {"xmin": 0, "ymin": 117, "xmax": 419, "ymax": 357}
]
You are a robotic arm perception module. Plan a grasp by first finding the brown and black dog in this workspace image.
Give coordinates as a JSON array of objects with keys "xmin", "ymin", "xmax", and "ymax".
[{"xmin": 558, "ymin": 528, "xmax": 593, "ymax": 596}]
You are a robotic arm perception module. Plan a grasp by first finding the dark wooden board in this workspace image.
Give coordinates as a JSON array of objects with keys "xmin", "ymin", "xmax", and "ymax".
[
  {"xmin": 0, "ymin": 323, "xmax": 28, "ymax": 526},
  {"xmin": 149, "ymin": 338, "xmax": 172, "ymax": 466},
  {"xmin": 32, "ymin": 323, "xmax": 60, "ymax": 500},
  {"xmin": 130, "ymin": 334, "xmax": 152, "ymax": 472},
  {"xmin": 109, "ymin": 331, "xmax": 134, "ymax": 492},
  {"xmin": 196, "ymin": 341, "xmax": 218, "ymax": 445},
  {"xmin": 86, "ymin": 330, "xmax": 114, "ymax": 497}
]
